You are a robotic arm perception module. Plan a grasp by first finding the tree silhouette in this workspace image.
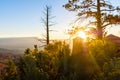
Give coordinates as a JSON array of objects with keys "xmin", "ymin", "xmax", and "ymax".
[
  {"xmin": 64, "ymin": 0, "xmax": 120, "ymax": 39},
  {"xmin": 41, "ymin": 6, "xmax": 55, "ymax": 45}
]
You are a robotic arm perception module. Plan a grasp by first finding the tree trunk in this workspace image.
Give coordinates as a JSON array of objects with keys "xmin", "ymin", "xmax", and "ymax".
[
  {"xmin": 46, "ymin": 6, "xmax": 49, "ymax": 45},
  {"xmin": 97, "ymin": 0, "xmax": 103, "ymax": 39}
]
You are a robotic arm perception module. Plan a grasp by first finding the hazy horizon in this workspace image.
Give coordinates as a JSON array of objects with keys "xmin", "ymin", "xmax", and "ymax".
[{"xmin": 0, "ymin": 37, "xmax": 42, "ymax": 53}]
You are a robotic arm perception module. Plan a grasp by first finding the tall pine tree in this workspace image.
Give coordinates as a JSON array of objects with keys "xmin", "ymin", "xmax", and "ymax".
[{"xmin": 64, "ymin": 0, "xmax": 120, "ymax": 39}]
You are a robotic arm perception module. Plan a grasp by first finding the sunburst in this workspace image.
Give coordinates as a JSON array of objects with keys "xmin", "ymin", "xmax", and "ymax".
[{"xmin": 77, "ymin": 31, "xmax": 86, "ymax": 41}]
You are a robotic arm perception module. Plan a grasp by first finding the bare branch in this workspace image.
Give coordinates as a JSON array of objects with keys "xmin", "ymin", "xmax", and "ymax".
[
  {"xmin": 102, "ymin": 23, "xmax": 111, "ymax": 28},
  {"xmin": 101, "ymin": 9, "xmax": 118, "ymax": 12}
]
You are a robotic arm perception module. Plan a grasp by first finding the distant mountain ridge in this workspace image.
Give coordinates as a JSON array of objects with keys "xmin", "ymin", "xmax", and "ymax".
[
  {"xmin": 0, "ymin": 37, "xmax": 42, "ymax": 54},
  {"xmin": 0, "ymin": 48, "xmax": 14, "ymax": 53}
]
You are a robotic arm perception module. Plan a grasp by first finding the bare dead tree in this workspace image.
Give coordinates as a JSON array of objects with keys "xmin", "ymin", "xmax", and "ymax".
[{"xmin": 41, "ymin": 5, "xmax": 55, "ymax": 45}]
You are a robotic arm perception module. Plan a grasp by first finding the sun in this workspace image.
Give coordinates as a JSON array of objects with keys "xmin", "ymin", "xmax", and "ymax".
[{"xmin": 77, "ymin": 31, "xmax": 86, "ymax": 41}]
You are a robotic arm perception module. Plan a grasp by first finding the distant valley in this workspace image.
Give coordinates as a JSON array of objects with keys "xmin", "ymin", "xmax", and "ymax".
[{"xmin": 0, "ymin": 37, "xmax": 43, "ymax": 54}]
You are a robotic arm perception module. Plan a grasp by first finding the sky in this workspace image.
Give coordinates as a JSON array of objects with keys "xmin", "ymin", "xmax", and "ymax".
[{"xmin": 0, "ymin": 0, "xmax": 120, "ymax": 39}]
